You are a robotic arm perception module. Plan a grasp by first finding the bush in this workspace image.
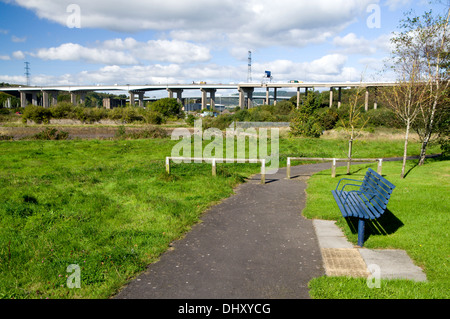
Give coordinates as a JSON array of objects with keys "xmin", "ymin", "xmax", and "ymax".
[
  {"xmin": 149, "ymin": 98, "xmax": 183, "ymax": 118},
  {"xmin": 22, "ymin": 105, "xmax": 52, "ymax": 124},
  {"xmin": 315, "ymin": 108, "xmax": 339, "ymax": 131},
  {"xmin": 50, "ymin": 102, "xmax": 75, "ymax": 119},
  {"xmin": 29, "ymin": 128, "xmax": 69, "ymax": 140},
  {"xmin": 185, "ymin": 114, "xmax": 195, "ymax": 126},
  {"xmin": 114, "ymin": 125, "xmax": 168, "ymax": 139},
  {"xmin": 142, "ymin": 110, "xmax": 164, "ymax": 125},
  {"xmin": 363, "ymin": 108, "xmax": 403, "ymax": 129},
  {"xmin": 289, "ymin": 109, "xmax": 323, "ymax": 138}
]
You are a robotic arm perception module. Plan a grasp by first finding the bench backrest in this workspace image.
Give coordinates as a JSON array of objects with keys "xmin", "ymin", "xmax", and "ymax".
[{"xmin": 360, "ymin": 168, "xmax": 396, "ymax": 216}]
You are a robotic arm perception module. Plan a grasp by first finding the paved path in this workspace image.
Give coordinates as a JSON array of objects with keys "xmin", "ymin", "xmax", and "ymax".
[
  {"xmin": 114, "ymin": 163, "xmax": 337, "ymax": 299},
  {"xmin": 114, "ymin": 161, "xmax": 427, "ymax": 299}
]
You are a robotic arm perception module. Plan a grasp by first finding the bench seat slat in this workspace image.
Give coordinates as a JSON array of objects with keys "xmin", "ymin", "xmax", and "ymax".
[
  {"xmin": 364, "ymin": 178, "xmax": 391, "ymax": 201},
  {"xmin": 345, "ymin": 192, "xmax": 371, "ymax": 219},
  {"xmin": 368, "ymin": 167, "xmax": 396, "ymax": 189}
]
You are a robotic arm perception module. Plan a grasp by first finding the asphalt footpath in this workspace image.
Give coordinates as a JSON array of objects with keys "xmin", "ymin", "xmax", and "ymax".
[{"xmin": 114, "ymin": 162, "xmax": 426, "ymax": 299}]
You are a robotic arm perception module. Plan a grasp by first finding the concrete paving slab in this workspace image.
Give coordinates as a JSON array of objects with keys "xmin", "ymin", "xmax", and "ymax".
[
  {"xmin": 313, "ymin": 220, "xmax": 353, "ymax": 249},
  {"xmin": 313, "ymin": 218, "xmax": 428, "ymax": 282},
  {"xmin": 359, "ymin": 248, "xmax": 427, "ymax": 282}
]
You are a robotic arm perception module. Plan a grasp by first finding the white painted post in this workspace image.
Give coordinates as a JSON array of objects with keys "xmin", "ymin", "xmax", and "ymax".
[
  {"xmin": 261, "ymin": 159, "xmax": 266, "ymax": 184},
  {"xmin": 377, "ymin": 159, "xmax": 383, "ymax": 175},
  {"xmin": 212, "ymin": 158, "xmax": 216, "ymax": 176},
  {"xmin": 332, "ymin": 158, "xmax": 336, "ymax": 178},
  {"xmin": 287, "ymin": 157, "xmax": 291, "ymax": 179},
  {"xmin": 166, "ymin": 157, "xmax": 170, "ymax": 174}
]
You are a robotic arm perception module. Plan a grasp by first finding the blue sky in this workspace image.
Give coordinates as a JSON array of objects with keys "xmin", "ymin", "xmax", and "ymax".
[{"xmin": 0, "ymin": 0, "xmax": 445, "ymax": 90}]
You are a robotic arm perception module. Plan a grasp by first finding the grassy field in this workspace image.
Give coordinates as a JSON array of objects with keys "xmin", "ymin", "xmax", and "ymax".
[
  {"xmin": 304, "ymin": 159, "xmax": 449, "ymax": 299},
  {"xmin": 0, "ymin": 131, "xmax": 444, "ymax": 298}
]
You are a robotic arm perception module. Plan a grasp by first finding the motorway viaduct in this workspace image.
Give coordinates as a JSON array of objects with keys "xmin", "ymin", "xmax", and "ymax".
[{"xmin": 0, "ymin": 82, "xmax": 397, "ymax": 111}]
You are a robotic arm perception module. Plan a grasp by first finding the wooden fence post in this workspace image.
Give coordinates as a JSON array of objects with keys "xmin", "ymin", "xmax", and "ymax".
[
  {"xmin": 261, "ymin": 159, "xmax": 266, "ymax": 184},
  {"xmin": 377, "ymin": 159, "xmax": 383, "ymax": 175},
  {"xmin": 212, "ymin": 158, "xmax": 216, "ymax": 176},
  {"xmin": 332, "ymin": 158, "xmax": 336, "ymax": 178},
  {"xmin": 287, "ymin": 157, "xmax": 291, "ymax": 179},
  {"xmin": 166, "ymin": 157, "xmax": 170, "ymax": 174}
]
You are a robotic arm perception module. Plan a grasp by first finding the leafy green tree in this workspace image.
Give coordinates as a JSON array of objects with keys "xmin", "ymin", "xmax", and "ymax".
[
  {"xmin": 150, "ymin": 98, "xmax": 183, "ymax": 118},
  {"xmin": 289, "ymin": 93, "xmax": 323, "ymax": 138}
]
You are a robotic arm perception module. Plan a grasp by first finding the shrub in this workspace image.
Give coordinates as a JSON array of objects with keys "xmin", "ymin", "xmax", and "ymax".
[
  {"xmin": 29, "ymin": 128, "xmax": 69, "ymax": 140},
  {"xmin": 289, "ymin": 109, "xmax": 323, "ymax": 138},
  {"xmin": 185, "ymin": 114, "xmax": 195, "ymax": 126},
  {"xmin": 114, "ymin": 125, "xmax": 168, "ymax": 139},
  {"xmin": 22, "ymin": 105, "xmax": 52, "ymax": 124},
  {"xmin": 149, "ymin": 98, "xmax": 182, "ymax": 118},
  {"xmin": 50, "ymin": 102, "xmax": 75, "ymax": 119},
  {"xmin": 274, "ymin": 100, "xmax": 295, "ymax": 115},
  {"xmin": 142, "ymin": 110, "xmax": 164, "ymax": 125},
  {"xmin": 363, "ymin": 108, "xmax": 403, "ymax": 129}
]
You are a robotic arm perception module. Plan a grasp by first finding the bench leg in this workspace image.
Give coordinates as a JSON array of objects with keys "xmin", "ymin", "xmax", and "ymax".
[{"xmin": 358, "ymin": 219, "xmax": 365, "ymax": 247}]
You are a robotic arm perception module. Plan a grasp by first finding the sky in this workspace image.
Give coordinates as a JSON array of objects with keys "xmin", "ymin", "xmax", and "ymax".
[{"xmin": 0, "ymin": 0, "xmax": 447, "ymax": 96}]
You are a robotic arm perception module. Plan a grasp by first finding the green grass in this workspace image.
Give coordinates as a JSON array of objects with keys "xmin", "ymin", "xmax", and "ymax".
[
  {"xmin": 0, "ymin": 135, "xmax": 444, "ymax": 298},
  {"xmin": 304, "ymin": 159, "xmax": 450, "ymax": 299}
]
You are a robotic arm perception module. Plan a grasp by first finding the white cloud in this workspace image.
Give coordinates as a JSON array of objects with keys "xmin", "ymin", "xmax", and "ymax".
[
  {"xmin": 32, "ymin": 43, "xmax": 139, "ymax": 65},
  {"xmin": 0, "ymin": 55, "xmax": 11, "ymax": 60},
  {"xmin": 12, "ymin": 50, "xmax": 25, "ymax": 59},
  {"xmin": 384, "ymin": 0, "xmax": 412, "ymax": 11},
  {"xmin": 31, "ymin": 38, "xmax": 211, "ymax": 65},
  {"xmin": 333, "ymin": 32, "xmax": 393, "ymax": 55},
  {"xmin": 12, "ymin": 0, "xmax": 378, "ymax": 47},
  {"xmin": 11, "ymin": 35, "xmax": 26, "ymax": 43},
  {"xmin": 14, "ymin": 52, "xmax": 361, "ymax": 86}
]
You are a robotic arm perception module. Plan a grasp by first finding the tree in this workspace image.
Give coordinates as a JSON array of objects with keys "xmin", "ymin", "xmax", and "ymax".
[
  {"xmin": 149, "ymin": 98, "xmax": 183, "ymax": 118},
  {"xmin": 289, "ymin": 91, "xmax": 323, "ymax": 138},
  {"xmin": 381, "ymin": 61, "xmax": 427, "ymax": 178},
  {"xmin": 338, "ymin": 82, "xmax": 369, "ymax": 174},
  {"xmin": 390, "ymin": 7, "xmax": 450, "ymax": 166}
]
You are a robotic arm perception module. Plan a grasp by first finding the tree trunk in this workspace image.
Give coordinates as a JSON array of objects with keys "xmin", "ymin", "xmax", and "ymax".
[
  {"xmin": 401, "ymin": 118, "xmax": 410, "ymax": 178},
  {"xmin": 419, "ymin": 86, "xmax": 439, "ymax": 166},
  {"xmin": 347, "ymin": 138, "xmax": 353, "ymax": 175}
]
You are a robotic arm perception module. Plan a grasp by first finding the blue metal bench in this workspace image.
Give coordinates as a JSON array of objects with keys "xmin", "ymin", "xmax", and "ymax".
[{"xmin": 331, "ymin": 168, "xmax": 396, "ymax": 247}]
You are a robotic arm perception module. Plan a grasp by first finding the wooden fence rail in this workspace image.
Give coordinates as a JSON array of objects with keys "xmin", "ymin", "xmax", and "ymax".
[
  {"xmin": 166, "ymin": 157, "xmax": 266, "ymax": 184},
  {"xmin": 286, "ymin": 157, "xmax": 383, "ymax": 178}
]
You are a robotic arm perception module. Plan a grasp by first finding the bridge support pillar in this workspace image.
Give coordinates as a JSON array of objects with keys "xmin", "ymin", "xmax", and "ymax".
[
  {"xmin": 338, "ymin": 87, "xmax": 342, "ymax": 108},
  {"xmin": 201, "ymin": 89, "xmax": 207, "ymax": 110},
  {"xmin": 365, "ymin": 88, "xmax": 369, "ymax": 111},
  {"xmin": 70, "ymin": 92, "xmax": 77, "ymax": 105},
  {"xmin": 329, "ymin": 87, "xmax": 333, "ymax": 108},
  {"xmin": 238, "ymin": 87, "xmax": 254, "ymax": 109},
  {"xmin": 201, "ymin": 88, "xmax": 216, "ymax": 110},
  {"xmin": 138, "ymin": 92, "xmax": 144, "ymax": 107},
  {"xmin": 79, "ymin": 92, "xmax": 86, "ymax": 105},
  {"xmin": 32, "ymin": 92, "xmax": 38, "ymax": 106},
  {"xmin": 265, "ymin": 87, "xmax": 270, "ymax": 105},
  {"xmin": 42, "ymin": 91, "xmax": 49, "ymax": 108},
  {"xmin": 168, "ymin": 89, "xmax": 183, "ymax": 105},
  {"xmin": 297, "ymin": 87, "xmax": 301, "ymax": 108},
  {"xmin": 273, "ymin": 87, "xmax": 277, "ymax": 106},
  {"xmin": 20, "ymin": 91, "xmax": 27, "ymax": 107},
  {"xmin": 51, "ymin": 92, "xmax": 58, "ymax": 106},
  {"xmin": 129, "ymin": 91, "xmax": 135, "ymax": 106},
  {"xmin": 373, "ymin": 87, "xmax": 378, "ymax": 109}
]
